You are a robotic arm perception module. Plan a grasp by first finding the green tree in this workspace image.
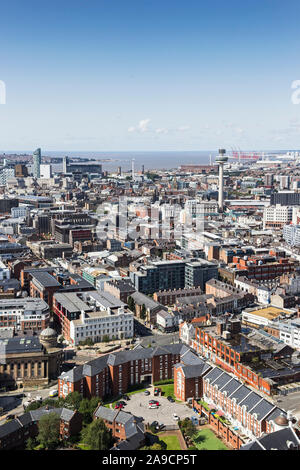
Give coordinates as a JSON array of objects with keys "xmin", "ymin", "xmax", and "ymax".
[
  {"xmin": 140, "ymin": 304, "xmax": 146, "ymax": 320},
  {"xmin": 79, "ymin": 397, "xmax": 101, "ymax": 424},
  {"xmin": 127, "ymin": 296, "xmax": 135, "ymax": 313},
  {"xmin": 81, "ymin": 419, "xmax": 113, "ymax": 450},
  {"xmin": 25, "ymin": 401, "xmax": 43, "ymax": 412},
  {"xmin": 179, "ymin": 419, "xmax": 196, "ymax": 438},
  {"xmin": 150, "ymin": 442, "xmax": 166, "ymax": 450},
  {"xmin": 37, "ymin": 412, "xmax": 60, "ymax": 449},
  {"xmin": 64, "ymin": 391, "xmax": 83, "ymax": 410},
  {"xmin": 26, "ymin": 437, "xmax": 37, "ymax": 450}
]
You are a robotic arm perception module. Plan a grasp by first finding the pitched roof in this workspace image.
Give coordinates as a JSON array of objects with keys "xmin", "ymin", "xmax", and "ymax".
[
  {"xmin": 177, "ymin": 362, "xmax": 211, "ymax": 379},
  {"xmin": 0, "ymin": 419, "xmax": 22, "ymax": 439},
  {"xmin": 241, "ymin": 427, "xmax": 300, "ymax": 450}
]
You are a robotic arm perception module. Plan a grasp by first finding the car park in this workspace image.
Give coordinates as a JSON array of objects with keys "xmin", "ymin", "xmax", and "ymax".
[{"xmin": 114, "ymin": 390, "xmax": 193, "ymax": 425}]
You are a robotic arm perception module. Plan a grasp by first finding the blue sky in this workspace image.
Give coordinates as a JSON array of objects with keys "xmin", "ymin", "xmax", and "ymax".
[{"xmin": 0, "ymin": 0, "xmax": 300, "ymax": 152}]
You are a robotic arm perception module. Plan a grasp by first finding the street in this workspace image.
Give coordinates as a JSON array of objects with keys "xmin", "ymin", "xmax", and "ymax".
[{"xmin": 0, "ymin": 383, "xmax": 58, "ymax": 421}]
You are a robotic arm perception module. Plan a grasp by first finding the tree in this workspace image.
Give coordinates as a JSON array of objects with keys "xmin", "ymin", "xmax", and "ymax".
[
  {"xmin": 127, "ymin": 296, "xmax": 135, "ymax": 313},
  {"xmin": 26, "ymin": 437, "xmax": 37, "ymax": 450},
  {"xmin": 180, "ymin": 419, "xmax": 196, "ymax": 438},
  {"xmin": 140, "ymin": 304, "xmax": 146, "ymax": 320},
  {"xmin": 64, "ymin": 391, "xmax": 83, "ymax": 410},
  {"xmin": 37, "ymin": 412, "xmax": 60, "ymax": 449},
  {"xmin": 150, "ymin": 442, "xmax": 166, "ymax": 450},
  {"xmin": 79, "ymin": 397, "xmax": 101, "ymax": 424},
  {"xmin": 81, "ymin": 419, "xmax": 113, "ymax": 450}
]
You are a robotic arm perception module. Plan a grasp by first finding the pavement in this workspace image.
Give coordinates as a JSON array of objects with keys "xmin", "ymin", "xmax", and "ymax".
[
  {"xmin": 139, "ymin": 333, "xmax": 180, "ymax": 348},
  {"xmin": 273, "ymin": 391, "xmax": 300, "ymax": 419},
  {"xmin": 119, "ymin": 390, "xmax": 195, "ymax": 426}
]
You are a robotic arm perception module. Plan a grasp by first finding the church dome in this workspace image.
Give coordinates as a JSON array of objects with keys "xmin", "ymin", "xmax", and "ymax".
[{"xmin": 40, "ymin": 327, "xmax": 57, "ymax": 338}]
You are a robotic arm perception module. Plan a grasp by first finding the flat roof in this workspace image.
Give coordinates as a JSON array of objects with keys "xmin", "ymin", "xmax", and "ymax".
[{"xmin": 245, "ymin": 306, "xmax": 293, "ymax": 320}]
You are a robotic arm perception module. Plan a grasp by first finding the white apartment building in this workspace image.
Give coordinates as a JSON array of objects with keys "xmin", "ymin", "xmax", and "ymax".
[
  {"xmin": 70, "ymin": 307, "xmax": 134, "ymax": 345},
  {"xmin": 273, "ymin": 318, "xmax": 300, "ymax": 350},
  {"xmin": 0, "ymin": 260, "xmax": 10, "ymax": 281},
  {"xmin": 0, "ymin": 298, "xmax": 50, "ymax": 331},
  {"xmin": 184, "ymin": 200, "xmax": 218, "ymax": 219},
  {"xmin": 263, "ymin": 205, "xmax": 293, "ymax": 229},
  {"xmin": 283, "ymin": 224, "xmax": 300, "ymax": 247},
  {"xmin": 234, "ymin": 276, "xmax": 270, "ymax": 304},
  {"xmin": 11, "ymin": 206, "xmax": 30, "ymax": 218},
  {"xmin": 39, "ymin": 164, "xmax": 52, "ymax": 179},
  {"xmin": 280, "ymin": 273, "xmax": 300, "ymax": 294}
]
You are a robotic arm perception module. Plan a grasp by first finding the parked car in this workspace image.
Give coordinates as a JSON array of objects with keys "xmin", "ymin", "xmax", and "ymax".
[
  {"xmin": 144, "ymin": 390, "xmax": 150, "ymax": 396},
  {"xmin": 49, "ymin": 389, "xmax": 58, "ymax": 397},
  {"xmin": 167, "ymin": 396, "xmax": 175, "ymax": 402},
  {"xmin": 118, "ymin": 400, "xmax": 126, "ymax": 406},
  {"xmin": 149, "ymin": 400, "xmax": 159, "ymax": 406},
  {"xmin": 150, "ymin": 421, "xmax": 164, "ymax": 431},
  {"xmin": 154, "ymin": 387, "xmax": 161, "ymax": 396},
  {"xmin": 115, "ymin": 403, "xmax": 124, "ymax": 409},
  {"xmin": 122, "ymin": 395, "xmax": 130, "ymax": 401},
  {"xmin": 149, "ymin": 404, "xmax": 159, "ymax": 409},
  {"xmin": 173, "ymin": 413, "xmax": 179, "ymax": 421},
  {"xmin": 6, "ymin": 414, "xmax": 15, "ymax": 420}
]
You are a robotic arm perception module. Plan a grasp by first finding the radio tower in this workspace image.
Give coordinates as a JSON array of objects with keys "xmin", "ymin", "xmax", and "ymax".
[{"xmin": 215, "ymin": 148, "xmax": 228, "ymax": 212}]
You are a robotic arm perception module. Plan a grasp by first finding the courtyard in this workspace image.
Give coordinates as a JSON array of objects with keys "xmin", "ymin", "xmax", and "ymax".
[{"xmin": 110, "ymin": 389, "xmax": 196, "ymax": 426}]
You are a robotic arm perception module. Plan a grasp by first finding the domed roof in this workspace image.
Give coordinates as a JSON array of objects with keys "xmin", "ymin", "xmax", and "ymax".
[
  {"xmin": 274, "ymin": 413, "xmax": 288, "ymax": 427},
  {"xmin": 40, "ymin": 327, "xmax": 57, "ymax": 338}
]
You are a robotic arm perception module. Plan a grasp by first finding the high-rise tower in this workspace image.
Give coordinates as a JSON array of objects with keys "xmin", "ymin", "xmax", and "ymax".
[
  {"xmin": 215, "ymin": 148, "xmax": 228, "ymax": 212},
  {"xmin": 63, "ymin": 156, "xmax": 68, "ymax": 173},
  {"xmin": 33, "ymin": 148, "xmax": 41, "ymax": 178}
]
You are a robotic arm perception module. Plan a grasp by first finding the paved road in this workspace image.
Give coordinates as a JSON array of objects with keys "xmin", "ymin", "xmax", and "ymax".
[
  {"xmin": 0, "ymin": 383, "xmax": 58, "ymax": 421},
  {"xmin": 120, "ymin": 390, "xmax": 195, "ymax": 426},
  {"xmin": 273, "ymin": 391, "xmax": 300, "ymax": 418},
  {"xmin": 139, "ymin": 333, "xmax": 179, "ymax": 348}
]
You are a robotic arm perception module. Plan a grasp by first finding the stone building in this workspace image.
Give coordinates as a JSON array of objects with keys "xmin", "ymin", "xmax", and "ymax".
[{"xmin": 0, "ymin": 328, "xmax": 63, "ymax": 390}]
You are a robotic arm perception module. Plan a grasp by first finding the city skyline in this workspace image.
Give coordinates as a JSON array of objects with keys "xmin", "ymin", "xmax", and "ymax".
[{"xmin": 0, "ymin": 0, "xmax": 300, "ymax": 151}]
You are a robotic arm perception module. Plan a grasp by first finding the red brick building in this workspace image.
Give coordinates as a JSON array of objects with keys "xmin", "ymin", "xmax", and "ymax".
[
  {"xmin": 0, "ymin": 406, "xmax": 82, "ymax": 450},
  {"xmin": 58, "ymin": 344, "xmax": 189, "ymax": 400}
]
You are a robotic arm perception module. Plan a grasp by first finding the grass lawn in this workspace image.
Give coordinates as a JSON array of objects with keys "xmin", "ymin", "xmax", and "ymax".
[
  {"xmin": 193, "ymin": 429, "xmax": 229, "ymax": 450},
  {"xmin": 77, "ymin": 442, "xmax": 91, "ymax": 450},
  {"xmin": 157, "ymin": 433, "xmax": 182, "ymax": 450},
  {"xmin": 159, "ymin": 383, "xmax": 181, "ymax": 402}
]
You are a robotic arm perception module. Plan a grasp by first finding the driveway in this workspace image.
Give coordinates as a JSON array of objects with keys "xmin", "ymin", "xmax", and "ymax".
[{"xmin": 121, "ymin": 391, "xmax": 195, "ymax": 426}]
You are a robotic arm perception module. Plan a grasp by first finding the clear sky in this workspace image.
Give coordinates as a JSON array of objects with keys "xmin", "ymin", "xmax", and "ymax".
[{"xmin": 0, "ymin": 0, "xmax": 300, "ymax": 152}]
